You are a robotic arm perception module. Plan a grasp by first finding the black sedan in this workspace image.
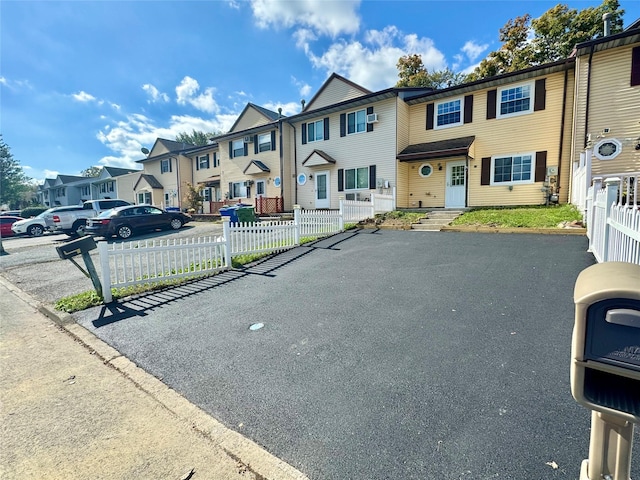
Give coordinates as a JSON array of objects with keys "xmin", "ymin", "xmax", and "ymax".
[{"xmin": 85, "ymin": 205, "xmax": 191, "ymax": 239}]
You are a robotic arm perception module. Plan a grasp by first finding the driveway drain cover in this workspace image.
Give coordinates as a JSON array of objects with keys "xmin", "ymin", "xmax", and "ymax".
[{"xmin": 249, "ymin": 322, "xmax": 264, "ymax": 331}]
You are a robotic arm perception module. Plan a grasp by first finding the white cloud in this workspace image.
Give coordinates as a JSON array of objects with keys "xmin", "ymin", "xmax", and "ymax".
[
  {"xmin": 72, "ymin": 91, "xmax": 98, "ymax": 102},
  {"xmin": 175, "ymin": 76, "xmax": 219, "ymax": 114},
  {"xmin": 291, "ymin": 76, "xmax": 312, "ymax": 99},
  {"xmin": 251, "ymin": 0, "xmax": 360, "ymax": 38},
  {"xmin": 43, "ymin": 169, "xmax": 61, "ymax": 178},
  {"xmin": 142, "ymin": 83, "xmax": 170, "ymax": 103},
  {"xmin": 461, "ymin": 41, "xmax": 488, "ymax": 63},
  {"xmin": 308, "ymin": 26, "xmax": 446, "ymax": 91},
  {"xmin": 0, "ymin": 76, "xmax": 6, "ymax": 86},
  {"xmin": 263, "ymin": 101, "xmax": 300, "ymax": 117}
]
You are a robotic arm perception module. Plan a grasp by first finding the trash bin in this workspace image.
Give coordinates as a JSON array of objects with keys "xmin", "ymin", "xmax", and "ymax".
[
  {"xmin": 165, "ymin": 206, "xmax": 180, "ymax": 212},
  {"xmin": 236, "ymin": 205, "xmax": 256, "ymax": 223},
  {"xmin": 219, "ymin": 205, "xmax": 240, "ymax": 223}
]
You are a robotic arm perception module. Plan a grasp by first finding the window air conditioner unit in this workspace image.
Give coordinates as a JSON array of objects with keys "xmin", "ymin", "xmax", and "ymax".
[
  {"xmin": 243, "ymin": 136, "xmax": 253, "ymax": 143},
  {"xmin": 366, "ymin": 113, "xmax": 378, "ymax": 124}
]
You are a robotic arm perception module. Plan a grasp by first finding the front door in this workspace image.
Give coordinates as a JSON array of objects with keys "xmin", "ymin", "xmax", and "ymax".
[
  {"xmin": 445, "ymin": 161, "xmax": 466, "ymax": 208},
  {"xmin": 315, "ymin": 171, "xmax": 330, "ymax": 209}
]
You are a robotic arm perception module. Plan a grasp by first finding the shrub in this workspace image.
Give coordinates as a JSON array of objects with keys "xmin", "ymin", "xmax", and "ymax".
[{"xmin": 20, "ymin": 206, "xmax": 48, "ymax": 218}]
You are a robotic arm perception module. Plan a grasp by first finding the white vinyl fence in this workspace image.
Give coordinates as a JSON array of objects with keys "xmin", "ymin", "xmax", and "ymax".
[
  {"xmin": 98, "ymin": 201, "xmax": 380, "ymax": 302},
  {"xmin": 586, "ymin": 175, "xmax": 640, "ymax": 265},
  {"xmin": 571, "ymin": 150, "xmax": 592, "ymax": 215}
]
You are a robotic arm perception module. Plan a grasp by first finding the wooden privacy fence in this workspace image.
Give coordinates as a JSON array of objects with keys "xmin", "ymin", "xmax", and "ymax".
[
  {"xmin": 98, "ymin": 203, "xmax": 371, "ymax": 302},
  {"xmin": 255, "ymin": 196, "xmax": 284, "ymax": 214},
  {"xmin": 586, "ymin": 175, "xmax": 640, "ymax": 265}
]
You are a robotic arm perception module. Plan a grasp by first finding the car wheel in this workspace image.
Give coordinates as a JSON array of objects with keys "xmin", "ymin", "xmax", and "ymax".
[
  {"xmin": 116, "ymin": 225, "xmax": 133, "ymax": 239},
  {"xmin": 71, "ymin": 220, "xmax": 86, "ymax": 237},
  {"xmin": 170, "ymin": 218, "xmax": 183, "ymax": 230},
  {"xmin": 28, "ymin": 224, "xmax": 44, "ymax": 237}
]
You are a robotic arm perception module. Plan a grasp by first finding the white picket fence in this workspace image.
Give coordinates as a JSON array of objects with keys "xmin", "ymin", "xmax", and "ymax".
[
  {"xmin": 98, "ymin": 203, "xmax": 374, "ymax": 302},
  {"xmin": 571, "ymin": 150, "xmax": 592, "ymax": 215},
  {"xmin": 586, "ymin": 175, "xmax": 640, "ymax": 265}
]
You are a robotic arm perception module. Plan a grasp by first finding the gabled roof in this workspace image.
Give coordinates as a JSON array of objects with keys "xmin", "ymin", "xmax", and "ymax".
[
  {"xmin": 134, "ymin": 174, "xmax": 163, "ymax": 190},
  {"xmin": 101, "ymin": 166, "xmax": 140, "ymax": 177},
  {"xmin": 137, "ymin": 138, "xmax": 201, "ymax": 163},
  {"xmin": 55, "ymin": 175, "xmax": 85, "ymax": 185},
  {"xmin": 226, "ymin": 103, "xmax": 282, "ymax": 134},
  {"xmin": 302, "ymin": 149, "xmax": 337, "ymax": 167},
  {"xmin": 243, "ymin": 160, "xmax": 271, "ymax": 174},
  {"xmin": 304, "ymin": 73, "xmax": 372, "ymax": 112},
  {"xmin": 397, "ymin": 136, "xmax": 476, "ymax": 162}
]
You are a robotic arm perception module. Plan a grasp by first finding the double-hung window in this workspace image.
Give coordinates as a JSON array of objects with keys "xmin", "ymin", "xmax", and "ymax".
[
  {"xmin": 347, "ymin": 109, "xmax": 366, "ymax": 134},
  {"xmin": 198, "ymin": 155, "xmax": 209, "ymax": 169},
  {"xmin": 231, "ymin": 182, "xmax": 247, "ymax": 198},
  {"xmin": 345, "ymin": 167, "xmax": 369, "ymax": 190},
  {"xmin": 436, "ymin": 99, "xmax": 462, "ymax": 128},
  {"xmin": 137, "ymin": 192, "xmax": 152, "ymax": 204},
  {"xmin": 232, "ymin": 140, "xmax": 244, "ymax": 158},
  {"xmin": 161, "ymin": 158, "xmax": 171, "ymax": 173},
  {"xmin": 201, "ymin": 187, "xmax": 212, "ymax": 202},
  {"xmin": 258, "ymin": 133, "xmax": 271, "ymax": 152},
  {"xmin": 492, "ymin": 153, "xmax": 533, "ymax": 185},
  {"xmin": 307, "ymin": 120, "xmax": 324, "ymax": 142},
  {"xmin": 498, "ymin": 84, "xmax": 532, "ymax": 118}
]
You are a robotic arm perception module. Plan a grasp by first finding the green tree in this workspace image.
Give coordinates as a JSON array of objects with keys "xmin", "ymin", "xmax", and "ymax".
[
  {"xmin": 183, "ymin": 182, "xmax": 204, "ymax": 213},
  {"xmin": 0, "ymin": 135, "xmax": 32, "ymax": 209},
  {"xmin": 175, "ymin": 130, "xmax": 217, "ymax": 147},
  {"xmin": 396, "ymin": 54, "xmax": 467, "ymax": 89},
  {"xmin": 468, "ymin": 0, "xmax": 625, "ymax": 81},
  {"xmin": 81, "ymin": 166, "xmax": 102, "ymax": 177}
]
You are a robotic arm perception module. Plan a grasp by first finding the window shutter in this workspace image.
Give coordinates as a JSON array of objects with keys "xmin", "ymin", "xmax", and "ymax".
[
  {"xmin": 324, "ymin": 117, "xmax": 330, "ymax": 140},
  {"xmin": 214, "ymin": 152, "xmax": 217, "ymax": 168},
  {"xmin": 243, "ymin": 143, "xmax": 248, "ymax": 156},
  {"xmin": 366, "ymin": 106, "xmax": 374, "ymax": 132},
  {"xmin": 206, "ymin": 154, "xmax": 210, "ymax": 168},
  {"xmin": 340, "ymin": 114, "xmax": 346, "ymax": 137},
  {"xmin": 486, "ymin": 89, "xmax": 497, "ymax": 119},
  {"xmin": 631, "ymin": 46, "xmax": 640, "ymax": 86},
  {"xmin": 338, "ymin": 169, "xmax": 344, "ymax": 192},
  {"xmin": 196, "ymin": 156, "xmax": 199, "ymax": 170},
  {"xmin": 535, "ymin": 151, "xmax": 547, "ymax": 182},
  {"xmin": 169, "ymin": 159, "xmax": 173, "ymax": 172},
  {"xmin": 228, "ymin": 141, "xmax": 233, "ymax": 158},
  {"xmin": 481, "ymin": 157, "xmax": 491, "ymax": 185},
  {"xmin": 254, "ymin": 135, "xmax": 258, "ymax": 155},
  {"xmin": 271, "ymin": 131, "xmax": 276, "ymax": 150},
  {"xmin": 301, "ymin": 123, "xmax": 307, "ymax": 144},
  {"xmin": 369, "ymin": 165, "xmax": 376, "ymax": 189},
  {"xmin": 228, "ymin": 182, "xmax": 233, "ymax": 199},
  {"xmin": 464, "ymin": 95, "xmax": 473, "ymax": 124},
  {"xmin": 426, "ymin": 103, "xmax": 434, "ymax": 130},
  {"xmin": 534, "ymin": 78, "xmax": 546, "ymax": 111}
]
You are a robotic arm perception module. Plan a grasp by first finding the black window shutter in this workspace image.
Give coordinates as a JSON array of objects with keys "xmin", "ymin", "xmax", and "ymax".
[
  {"xmin": 340, "ymin": 114, "xmax": 346, "ymax": 137},
  {"xmin": 228, "ymin": 182, "xmax": 233, "ymax": 199},
  {"xmin": 366, "ymin": 106, "xmax": 374, "ymax": 132},
  {"xmin": 214, "ymin": 152, "xmax": 217, "ymax": 167},
  {"xmin": 243, "ymin": 143, "xmax": 248, "ymax": 156},
  {"xmin": 535, "ymin": 151, "xmax": 547, "ymax": 182},
  {"xmin": 196, "ymin": 156, "xmax": 199, "ymax": 170},
  {"xmin": 169, "ymin": 159, "xmax": 172, "ymax": 172},
  {"xmin": 206, "ymin": 153, "xmax": 210, "ymax": 168},
  {"xmin": 464, "ymin": 95, "xmax": 473, "ymax": 124},
  {"xmin": 534, "ymin": 78, "xmax": 546, "ymax": 111},
  {"xmin": 228, "ymin": 141, "xmax": 233, "ymax": 158},
  {"xmin": 486, "ymin": 90, "xmax": 497, "ymax": 119},
  {"xmin": 481, "ymin": 157, "xmax": 491, "ymax": 185},
  {"xmin": 338, "ymin": 169, "xmax": 344, "ymax": 192},
  {"xmin": 254, "ymin": 136, "xmax": 258, "ymax": 155},
  {"xmin": 631, "ymin": 46, "xmax": 640, "ymax": 86},
  {"xmin": 369, "ymin": 165, "xmax": 376, "ymax": 189},
  {"xmin": 301, "ymin": 123, "xmax": 307, "ymax": 144},
  {"xmin": 324, "ymin": 118, "xmax": 330, "ymax": 140},
  {"xmin": 426, "ymin": 103, "xmax": 434, "ymax": 130}
]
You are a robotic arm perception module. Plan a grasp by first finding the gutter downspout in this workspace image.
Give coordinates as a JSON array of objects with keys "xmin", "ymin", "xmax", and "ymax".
[
  {"xmin": 278, "ymin": 109, "xmax": 285, "ymax": 205},
  {"xmin": 583, "ymin": 44, "xmax": 595, "ymax": 149},
  {"xmin": 557, "ymin": 64, "xmax": 569, "ymax": 199},
  {"xmin": 291, "ymin": 124, "xmax": 298, "ymax": 205}
]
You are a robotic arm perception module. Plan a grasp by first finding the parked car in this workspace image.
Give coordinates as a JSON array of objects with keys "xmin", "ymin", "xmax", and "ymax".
[
  {"xmin": 1, "ymin": 210, "xmax": 22, "ymax": 217},
  {"xmin": 11, "ymin": 211, "xmax": 50, "ymax": 236},
  {"xmin": 85, "ymin": 205, "xmax": 191, "ymax": 239},
  {"xmin": 0, "ymin": 216, "xmax": 24, "ymax": 237},
  {"xmin": 51, "ymin": 199, "xmax": 131, "ymax": 237}
]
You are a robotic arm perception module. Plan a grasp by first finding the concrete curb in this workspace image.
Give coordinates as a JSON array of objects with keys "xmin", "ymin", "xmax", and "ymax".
[
  {"xmin": 440, "ymin": 226, "xmax": 587, "ymax": 235},
  {"xmin": 1, "ymin": 276, "xmax": 308, "ymax": 480}
]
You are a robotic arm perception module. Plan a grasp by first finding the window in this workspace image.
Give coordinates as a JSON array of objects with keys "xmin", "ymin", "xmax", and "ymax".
[
  {"xmin": 492, "ymin": 153, "xmax": 533, "ymax": 184},
  {"xmin": 201, "ymin": 187, "xmax": 212, "ymax": 202},
  {"xmin": 164, "ymin": 193, "xmax": 170, "ymax": 205},
  {"xmin": 419, "ymin": 164, "xmax": 433, "ymax": 177},
  {"xmin": 198, "ymin": 155, "xmax": 210, "ymax": 169},
  {"xmin": 137, "ymin": 192, "xmax": 151, "ymax": 204},
  {"xmin": 81, "ymin": 185, "xmax": 90, "ymax": 196},
  {"xmin": 498, "ymin": 84, "xmax": 532, "ymax": 118},
  {"xmin": 347, "ymin": 109, "xmax": 366, "ymax": 134},
  {"xmin": 345, "ymin": 167, "xmax": 369, "ymax": 190},
  {"xmin": 231, "ymin": 182, "xmax": 247, "ymax": 198},
  {"xmin": 161, "ymin": 158, "xmax": 171, "ymax": 173},
  {"xmin": 593, "ymin": 139, "xmax": 622, "ymax": 160},
  {"xmin": 232, "ymin": 140, "xmax": 244, "ymax": 158},
  {"xmin": 55, "ymin": 188, "xmax": 66, "ymax": 198},
  {"xmin": 307, "ymin": 120, "xmax": 324, "ymax": 142},
  {"xmin": 258, "ymin": 133, "xmax": 272, "ymax": 152},
  {"xmin": 99, "ymin": 182, "xmax": 114, "ymax": 193},
  {"xmin": 436, "ymin": 99, "xmax": 462, "ymax": 128}
]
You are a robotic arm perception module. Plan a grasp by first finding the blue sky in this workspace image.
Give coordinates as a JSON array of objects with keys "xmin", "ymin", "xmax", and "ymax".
[{"xmin": 2, "ymin": 0, "xmax": 639, "ymax": 184}]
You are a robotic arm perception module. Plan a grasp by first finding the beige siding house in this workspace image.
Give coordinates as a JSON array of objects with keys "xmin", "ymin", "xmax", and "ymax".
[
  {"xmin": 188, "ymin": 144, "xmax": 222, "ymax": 213},
  {"xmin": 570, "ymin": 22, "xmax": 640, "ymax": 178},
  {"xmin": 400, "ymin": 59, "xmax": 576, "ymax": 208}
]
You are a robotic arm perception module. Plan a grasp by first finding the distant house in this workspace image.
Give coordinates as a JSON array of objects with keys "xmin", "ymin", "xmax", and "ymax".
[{"xmin": 187, "ymin": 143, "xmax": 222, "ymax": 213}]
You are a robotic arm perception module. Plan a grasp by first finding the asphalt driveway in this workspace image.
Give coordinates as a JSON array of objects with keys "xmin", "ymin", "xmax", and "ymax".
[{"xmin": 72, "ymin": 230, "xmax": 639, "ymax": 479}]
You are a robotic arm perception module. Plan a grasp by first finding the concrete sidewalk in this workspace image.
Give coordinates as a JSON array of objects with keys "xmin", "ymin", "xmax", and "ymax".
[{"xmin": 0, "ymin": 276, "xmax": 307, "ymax": 480}]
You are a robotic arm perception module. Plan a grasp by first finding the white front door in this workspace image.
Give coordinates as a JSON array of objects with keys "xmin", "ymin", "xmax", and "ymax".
[
  {"xmin": 445, "ymin": 161, "xmax": 466, "ymax": 208},
  {"xmin": 315, "ymin": 171, "xmax": 330, "ymax": 209}
]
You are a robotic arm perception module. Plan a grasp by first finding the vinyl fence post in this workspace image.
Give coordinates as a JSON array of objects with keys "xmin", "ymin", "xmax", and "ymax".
[
  {"xmin": 98, "ymin": 241, "xmax": 113, "ymax": 303},
  {"xmin": 602, "ymin": 177, "xmax": 620, "ymax": 262},
  {"xmin": 293, "ymin": 205, "xmax": 301, "ymax": 245},
  {"xmin": 392, "ymin": 186, "xmax": 396, "ymax": 211},
  {"xmin": 338, "ymin": 197, "xmax": 345, "ymax": 231},
  {"xmin": 222, "ymin": 216, "xmax": 232, "ymax": 268}
]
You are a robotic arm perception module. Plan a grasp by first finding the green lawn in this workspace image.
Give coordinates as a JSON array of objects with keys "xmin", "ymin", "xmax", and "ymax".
[{"xmin": 450, "ymin": 204, "xmax": 583, "ymax": 228}]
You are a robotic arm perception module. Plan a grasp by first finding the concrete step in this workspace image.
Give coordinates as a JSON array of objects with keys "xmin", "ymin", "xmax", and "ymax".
[{"xmin": 411, "ymin": 210, "xmax": 464, "ymax": 231}]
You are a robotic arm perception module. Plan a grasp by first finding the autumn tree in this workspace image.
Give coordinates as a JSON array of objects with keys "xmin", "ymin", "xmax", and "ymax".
[
  {"xmin": 183, "ymin": 182, "xmax": 204, "ymax": 213},
  {"xmin": 0, "ymin": 135, "xmax": 32, "ymax": 209},
  {"xmin": 396, "ymin": 54, "xmax": 467, "ymax": 89},
  {"xmin": 468, "ymin": 0, "xmax": 625, "ymax": 81},
  {"xmin": 175, "ymin": 130, "xmax": 217, "ymax": 147}
]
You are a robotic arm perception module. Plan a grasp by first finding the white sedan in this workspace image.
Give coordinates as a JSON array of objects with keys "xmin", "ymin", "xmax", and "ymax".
[{"xmin": 11, "ymin": 214, "xmax": 49, "ymax": 237}]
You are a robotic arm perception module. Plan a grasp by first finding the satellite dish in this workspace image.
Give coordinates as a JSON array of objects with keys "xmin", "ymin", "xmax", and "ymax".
[{"xmin": 141, "ymin": 147, "xmax": 150, "ymax": 155}]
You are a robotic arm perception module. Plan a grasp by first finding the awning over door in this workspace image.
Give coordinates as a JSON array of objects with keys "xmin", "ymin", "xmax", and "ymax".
[
  {"xmin": 397, "ymin": 136, "xmax": 475, "ymax": 162},
  {"xmin": 302, "ymin": 149, "xmax": 337, "ymax": 167}
]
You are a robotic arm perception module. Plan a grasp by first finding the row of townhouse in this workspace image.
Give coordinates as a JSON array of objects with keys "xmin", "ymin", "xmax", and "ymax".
[{"xmin": 40, "ymin": 21, "xmax": 639, "ymax": 214}]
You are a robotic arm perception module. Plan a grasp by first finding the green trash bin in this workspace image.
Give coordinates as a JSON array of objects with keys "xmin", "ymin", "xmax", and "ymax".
[{"xmin": 236, "ymin": 206, "xmax": 256, "ymax": 223}]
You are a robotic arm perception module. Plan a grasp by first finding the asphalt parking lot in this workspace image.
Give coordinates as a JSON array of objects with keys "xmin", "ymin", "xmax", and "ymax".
[{"xmin": 67, "ymin": 229, "xmax": 639, "ymax": 480}]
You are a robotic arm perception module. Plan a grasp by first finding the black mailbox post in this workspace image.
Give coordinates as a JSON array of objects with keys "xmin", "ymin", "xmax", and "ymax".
[
  {"xmin": 571, "ymin": 262, "xmax": 640, "ymax": 480},
  {"xmin": 55, "ymin": 236, "xmax": 102, "ymax": 299}
]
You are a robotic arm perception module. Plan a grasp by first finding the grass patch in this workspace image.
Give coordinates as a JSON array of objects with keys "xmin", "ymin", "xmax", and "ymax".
[{"xmin": 451, "ymin": 204, "xmax": 583, "ymax": 228}]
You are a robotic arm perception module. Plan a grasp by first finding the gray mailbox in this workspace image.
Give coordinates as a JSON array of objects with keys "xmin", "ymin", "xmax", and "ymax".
[
  {"xmin": 571, "ymin": 261, "xmax": 640, "ymax": 480},
  {"xmin": 56, "ymin": 235, "xmax": 97, "ymax": 260}
]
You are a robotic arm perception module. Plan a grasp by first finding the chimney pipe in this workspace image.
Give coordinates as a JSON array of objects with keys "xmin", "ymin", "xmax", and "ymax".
[
  {"xmin": 301, "ymin": 99, "xmax": 306, "ymax": 111},
  {"xmin": 603, "ymin": 12, "xmax": 612, "ymax": 37}
]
